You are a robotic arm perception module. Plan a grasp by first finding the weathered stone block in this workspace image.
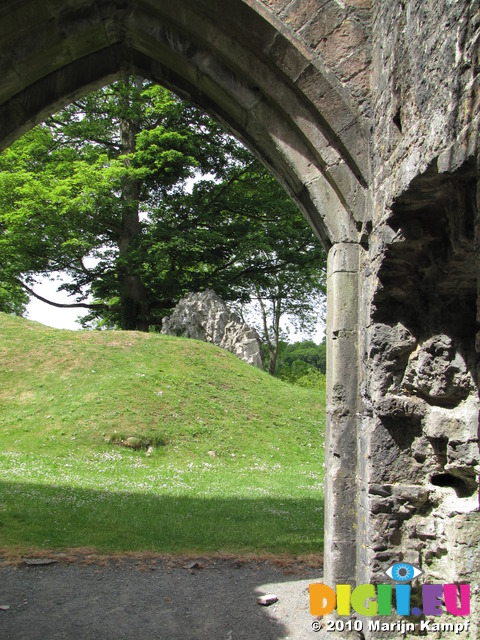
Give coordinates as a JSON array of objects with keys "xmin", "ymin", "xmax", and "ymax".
[
  {"xmin": 316, "ymin": 18, "xmax": 368, "ymax": 65},
  {"xmin": 374, "ymin": 394, "xmax": 426, "ymax": 419},
  {"xmin": 368, "ymin": 322, "xmax": 416, "ymax": 360},
  {"xmin": 298, "ymin": 4, "xmax": 347, "ymax": 49},
  {"xmin": 403, "ymin": 335, "xmax": 473, "ymax": 407},
  {"xmin": 161, "ymin": 290, "xmax": 263, "ymax": 368},
  {"xmin": 279, "ymin": 0, "xmax": 330, "ymax": 32},
  {"xmin": 447, "ymin": 441, "xmax": 480, "ymax": 466},
  {"xmin": 424, "ymin": 399, "xmax": 480, "ymax": 442}
]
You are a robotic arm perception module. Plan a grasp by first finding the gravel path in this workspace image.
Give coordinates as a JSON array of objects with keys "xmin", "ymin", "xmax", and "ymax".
[{"xmin": 0, "ymin": 555, "xmax": 323, "ymax": 640}]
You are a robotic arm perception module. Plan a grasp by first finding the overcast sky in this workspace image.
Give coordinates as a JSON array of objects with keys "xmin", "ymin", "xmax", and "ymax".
[{"xmin": 25, "ymin": 276, "xmax": 88, "ymax": 330}]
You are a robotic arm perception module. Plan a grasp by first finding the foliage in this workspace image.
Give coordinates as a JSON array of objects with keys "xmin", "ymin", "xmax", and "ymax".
[
  {"xmin": 295, "ymin": 370, "xmax": 327, "ymax": 392},
  {"xmin": 0, "ymin": 78, "xmax": 326, "ymax": 349},
  {"xmin": 273, "ymin": 339, "xmax": 327, "ymax": 384},
  {"xmin": 0, "ymin": 280, "xmax": 28, "ymax": 315},
  {"xmin": 0, "ymin": 80, "xmax": 235, "ymax": 330},
  {"xmin": 163, "ymin": 160, "xmax": 327, "ymax": 374},
  {"xmin": 0, "ymin": 312, "xmax": 325, "ymax": 555}
]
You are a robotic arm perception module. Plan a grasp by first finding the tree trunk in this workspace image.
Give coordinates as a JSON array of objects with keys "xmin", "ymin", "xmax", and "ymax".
[
  {"xmin": 257, "ymin": 285, "xmax": 279, "ymax": 376},
  {"xmin": 269, "ymin": 291, "xmax": 282, "ymax": 375},
  {"xmin": 256, "ymin": 282, "xmax": 284, "ymax": 376},
  {"xmin": 117, "ymin": 76, "xmax": 150, "ymax": 331}
]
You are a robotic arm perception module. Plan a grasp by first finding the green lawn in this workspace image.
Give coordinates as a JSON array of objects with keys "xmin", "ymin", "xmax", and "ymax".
[{"xmin": 0, "ymin": 312, "xmax": 325, "ymax": 556}]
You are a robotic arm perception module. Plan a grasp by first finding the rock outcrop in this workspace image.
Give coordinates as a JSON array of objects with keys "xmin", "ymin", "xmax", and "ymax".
[{"xmin": 161, "ymin": 290, "xmax": 263, "ymax": 369}]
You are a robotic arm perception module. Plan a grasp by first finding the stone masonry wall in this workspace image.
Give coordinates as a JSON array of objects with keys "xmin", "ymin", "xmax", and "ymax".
[
  {"xmin": 356, "ymin": 2, "xmax": 480, "ymax": 638},
  {"xmin": 257, "ymin": 0, "xmax": 372, "ymax": 111},
  {"xmin": 371, "ymin": 0, "xmax": 479, "ymax": 203}
]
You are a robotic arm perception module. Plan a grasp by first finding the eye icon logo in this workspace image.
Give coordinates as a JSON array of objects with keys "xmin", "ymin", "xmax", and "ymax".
[{"xmin": 385, "ymin": 562, "xmax": 423, "ymax": 583}]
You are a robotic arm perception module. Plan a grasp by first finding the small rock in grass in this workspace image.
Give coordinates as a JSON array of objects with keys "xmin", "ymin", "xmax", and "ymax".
[
  {"xmin": 24, "ymin": 558, "xmax": 58, "ymax": 566},
  {"xmin": 123, "ymin": 437, "xmax": 143, "ymax": 449},
  {"xmin": 257, "ymin": 594, "xmax": 278, "ymax": 606}
]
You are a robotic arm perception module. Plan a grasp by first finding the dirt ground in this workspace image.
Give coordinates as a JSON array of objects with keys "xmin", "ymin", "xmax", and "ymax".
[{"xmin": 0, "ymin": 553, "xmax": 323, "ymax": 640}]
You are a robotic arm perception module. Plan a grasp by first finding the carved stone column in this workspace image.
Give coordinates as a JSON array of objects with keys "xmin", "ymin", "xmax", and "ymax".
[{"xmin": 324, "ymin": 242, "xmax": 362, "ymax": 587}]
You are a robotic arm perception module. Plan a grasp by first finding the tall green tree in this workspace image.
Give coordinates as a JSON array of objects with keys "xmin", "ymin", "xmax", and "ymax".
[
  {"xmin": 0, "ymin": 77, "xmax": 236, "ymax": 329},
  {"xmin": 0, "ymin": 77, "xmax": 326, "ymax": 362}
]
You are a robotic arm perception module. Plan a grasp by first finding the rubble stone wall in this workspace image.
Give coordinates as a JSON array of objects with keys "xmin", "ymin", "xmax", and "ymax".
[
  {"xmin": 356, "ymin": 2, "xmax": 480, "ymax": 637},
  {"xmin": 0, "ymin": 3, "xmax": 478, "ymax": 638}
]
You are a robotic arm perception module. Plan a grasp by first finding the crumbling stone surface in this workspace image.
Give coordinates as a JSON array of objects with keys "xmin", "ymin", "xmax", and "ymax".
[
  {"xmin": 403, "ymin": 335, "xmax": 473, "ymax": 407},
  {"xmin": 161, "ymin": 291, "xmax": 263, "ymax": 369},
  {"xmin": 0, "ymin": 2, "xmax": 479, "ymax": 638},
  {"xmin": 367, "ymin": 322, "xmax": 417, "ymax": 400},
  {"xmin": 361, "ymin": 8, "xmax": 480, "ymax": 623},
  {"xmin": 363, "ymin": 168, "xmax": 480, "ymax": 637},
  {"xmin": 371, "ymin": 0, "xmax": 480, "ymax": 203}
]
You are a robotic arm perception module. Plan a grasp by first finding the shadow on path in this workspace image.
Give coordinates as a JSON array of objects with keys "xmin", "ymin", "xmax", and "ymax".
[{"xmin": 0, "ymin": 556, "xmax": 323, "ymax": 640}]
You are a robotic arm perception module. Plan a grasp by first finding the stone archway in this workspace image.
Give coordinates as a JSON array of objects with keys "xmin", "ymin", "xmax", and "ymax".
[
  {"xmin": 0, "ymin": 0, "xmax": 370, "ymax": 598},
  {"xmin": 1, "ymin": 3, "xmax": 479, "ymax": 638},
  {"xmin": 0, "ymin": 0, "xmax": 370, "ymax": 249}
]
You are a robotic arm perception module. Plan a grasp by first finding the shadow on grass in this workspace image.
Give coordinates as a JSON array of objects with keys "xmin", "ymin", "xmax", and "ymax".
[{"xmin": 0, "ymin": 481, "xmax": 324, "ymax": 556}]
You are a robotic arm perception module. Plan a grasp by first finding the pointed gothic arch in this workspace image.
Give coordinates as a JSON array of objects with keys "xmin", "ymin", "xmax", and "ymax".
[{"xmin": 0, "ymin": 0, "xmax": 370, "ymax": 249}]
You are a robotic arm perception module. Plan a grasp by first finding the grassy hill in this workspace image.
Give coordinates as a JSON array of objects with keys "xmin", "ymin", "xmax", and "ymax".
[{"xmin": 0, "ymin": 312, "xmax": 325, "ymax": 557}]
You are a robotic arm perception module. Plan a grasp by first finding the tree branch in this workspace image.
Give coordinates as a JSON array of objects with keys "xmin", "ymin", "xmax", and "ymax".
[
  {"xmin": 79, "ymin": 258, "xmax": 95, "ymax": 277},
  {"xmin": 18, "ymin": 279, "xmax": 107, "ymax": 310},
  {"xmin": 202, "ymin": 160, "xmax": 258, "ymax": 209}
]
